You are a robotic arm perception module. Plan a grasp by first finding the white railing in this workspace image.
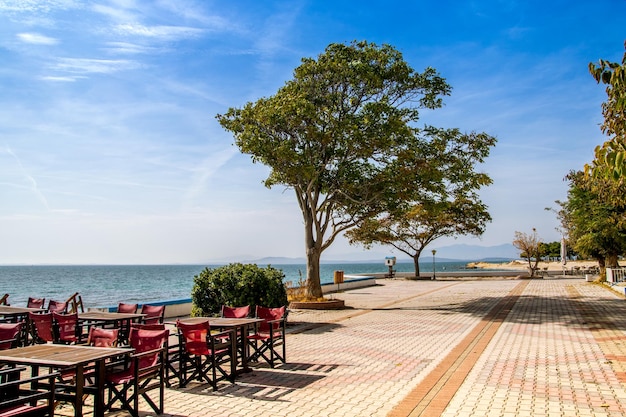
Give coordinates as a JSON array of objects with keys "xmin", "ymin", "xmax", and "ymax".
[{"xmin": 606, "ymin": 268, "xmax": 626, "ymax": 284}]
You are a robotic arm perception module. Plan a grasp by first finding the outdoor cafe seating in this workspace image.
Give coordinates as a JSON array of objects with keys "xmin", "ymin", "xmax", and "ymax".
[
  {"xmin": 105, "ymin": 327, "xmax": 169, "ymax": 417},
  {"xmin": 175, "ymin": 319, "xmax": 235, "ymax": 390},
  {"xmin": 247, "ymin": 305, "xmax": 288, "ymax": 368},
  {"xmin": 0, "ymin": 323, "xmax": 22, "ymax": 350}
]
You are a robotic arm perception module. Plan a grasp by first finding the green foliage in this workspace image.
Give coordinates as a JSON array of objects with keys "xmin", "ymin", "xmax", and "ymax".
[
  {"xmin": 217, "ymin": 40, "xmax": 495, "ymax": 298},
  {"xmin": 346, "ymin": 197, "xmax": 493, "ymax": 277},
  {"xmin": 587, "ymin": 42, "xmax": 626, "ymax": 180},
  {"xmin": 557, "ymin": 171, "xmax": 626, "ymax": 267},
  {"xmin": 191, "ymin": 263, "xmax": 288, "ymax": 317}
]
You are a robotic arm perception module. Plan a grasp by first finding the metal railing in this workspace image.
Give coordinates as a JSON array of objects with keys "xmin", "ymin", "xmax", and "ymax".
[{"xmin": 606, "ymin": 268, "xmax": 626, "ymax": 284}]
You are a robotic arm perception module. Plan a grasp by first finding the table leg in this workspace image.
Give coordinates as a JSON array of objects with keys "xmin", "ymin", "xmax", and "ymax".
[
  {"xmin": 94, "ymin": 359, "xmax": 106, "ymax": 417},
  {"xmin": 74, "ymin": 364, "xmax": 84, "ymax": 417},
  {"xmin": 239, "ymin": 325, "xmax": 253, "ymax": 373}
]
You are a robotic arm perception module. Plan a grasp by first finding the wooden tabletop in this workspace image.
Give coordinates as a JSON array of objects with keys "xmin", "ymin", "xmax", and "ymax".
[
  {"xmin": 0, "ymin": 305, "xmax": 45, "ymax": 315},
  {"xmin": 0, "ymin": 344, "xmax": 130, "ymax": 367},
  {"xmin": 173, "ymin": 317, "xmax": 264, "ymax": 327},
  {"xmin": 78, "ymin": 311, "xmax": 146, "ymax": 321}
]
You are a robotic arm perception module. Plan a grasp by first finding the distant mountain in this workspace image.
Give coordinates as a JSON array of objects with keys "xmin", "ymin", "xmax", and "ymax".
[
  {"xmin": 245, "ymin": 243, "xmax": 519, "ymax": 265},
  {"xmin": 245, "ymin": 257, "xmax": 307, "ymax": 265},
  {"xmin": 432, "ymin": 243, "xmax": 518, "ymax": 260}
]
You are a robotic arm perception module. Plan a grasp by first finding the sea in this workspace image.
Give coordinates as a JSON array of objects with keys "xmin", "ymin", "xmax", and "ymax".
[{"xmin": 0, "ymin": 261, "xmax": 493, "ymax": 309}]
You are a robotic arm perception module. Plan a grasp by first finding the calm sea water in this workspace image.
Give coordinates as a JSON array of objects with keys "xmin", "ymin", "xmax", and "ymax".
[{"xmin": 0, "ymin": 261, "xmax": 479, "ymax": 308}]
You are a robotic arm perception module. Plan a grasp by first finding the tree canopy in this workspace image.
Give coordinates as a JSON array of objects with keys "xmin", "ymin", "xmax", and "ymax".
[
  {"xmin": 557, "ymin": 170, "xmax": 626, "ymax": 270},
  {"xmin": 587, "ymin": 42, "xmax": 626, "ymax": 180},
  {"xmin": 217, "ymin": 41, "xmax": 496, "ymax": 297}
]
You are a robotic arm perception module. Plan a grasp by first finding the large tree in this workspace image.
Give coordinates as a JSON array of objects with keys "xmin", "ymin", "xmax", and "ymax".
[
  {"xmin": 557, "ymin": 170, "xmax": 626, "ymax": 272},
  {"xmin": 587, "ymin": 42, "xmax": 626, "ymax": 180},
  {"xmin": 217, "ymin": 41, "xmax": 493, "ymax": 298}
]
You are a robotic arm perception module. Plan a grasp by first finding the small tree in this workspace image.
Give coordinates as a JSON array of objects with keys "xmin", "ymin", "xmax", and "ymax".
[
  {"xmin": 513, "ymin": 228, "xmax": 542, "ymax": 277},
  {"xmin": 347, "ymin": 196, "xmax": 492, "ymax": 277},
  {"xmin": 191, "ymin": 263, "xmax": 288, "ymax": 316}
]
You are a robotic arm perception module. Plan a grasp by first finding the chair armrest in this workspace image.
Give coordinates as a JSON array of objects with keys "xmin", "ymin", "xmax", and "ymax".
[{"xmin": 208, "ymin": 329, "xmax": 234, "ymax": 340}]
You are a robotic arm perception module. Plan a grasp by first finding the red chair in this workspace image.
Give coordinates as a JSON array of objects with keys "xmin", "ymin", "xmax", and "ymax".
[
  {"xmin": 117, "ymin": 303, "xmax": 138, "ymax": 314},
  {"xmin": 105, "ymin": 328, "xmax": 169, "ymax": 417},
  {"xmin": 28, "ymin": 312, "xmax": 54, "ymax": 344},
  {"xmin": 0, "ymin": 323, "xmax": 23, "ymax": 350},
  {"xmin": 47, "ymin": 300, "xmax": 67, "ymax": 314},
  {"xmin": 52, "ymin": 312, "xmax": 82, "ymax": 344},
  {"xmin": 0, "ymin": 370, "xmax": 57, "ymax": 417},
  {"xmin": 221, "ymin": 305, "xmax": 251, "ymax": 318},
  {"xmin": 247, "ymin": 306, "xmax": 287, "ymax": 368},
  {"xmin": 26, "ymin": 298, "xmax": 45, "ymax": 309},
  {"xmin": 140, "ymin": 305, "xmax": 165, "ymax": 325},
  {"xmin": 175, "ymin": 320, "xmax": 235, "ymax": 390},
  {"xmin": 86, "ymin": 327, "xmax": 119, "ymax": 348}
]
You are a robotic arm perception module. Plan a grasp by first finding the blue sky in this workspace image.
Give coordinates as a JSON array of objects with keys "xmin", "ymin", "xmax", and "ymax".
[{"xmin": 0, "ymin": 0, "xmax": 624, "ymax": 264}]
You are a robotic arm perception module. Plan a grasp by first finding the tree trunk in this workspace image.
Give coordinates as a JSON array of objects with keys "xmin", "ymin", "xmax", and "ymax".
[
  {"xmin": 305, "ymin": 247, "xmax": 323, "ymax": 298},
  {"xmin": 302, "ymin": 201, "xmax": 324, "ymax": 299},
  {"xmin": 413, "ymin": 255, "xmax": 420, "ymax": 278}
]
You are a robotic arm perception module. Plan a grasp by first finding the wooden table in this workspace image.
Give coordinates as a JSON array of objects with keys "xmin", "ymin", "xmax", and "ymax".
[
  {"xmin": 0, "ymin": 344, "xmax": 130, "ymax": 417},
  {"xmin": 0, "ymin": 305, "xmax": 45, "ymax": 321},
  {"xmin": 78, "ymin": 311, "xmax": 146, "ymax": 344},
  {"xmin": 173, "ymin": 317, "xmax": 263, "ymax": 374}
]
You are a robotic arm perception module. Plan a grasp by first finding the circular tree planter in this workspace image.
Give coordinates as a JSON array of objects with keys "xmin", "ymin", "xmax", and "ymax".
[{"xmin": 289, "ymin": 299, "xmax": 345, "ymax": 310}]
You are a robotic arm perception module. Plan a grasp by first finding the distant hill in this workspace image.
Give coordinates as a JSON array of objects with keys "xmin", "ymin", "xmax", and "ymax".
[
  {"xmin": 430, "ymin": 243, "xmax": 519, "ymax": 261},
  {"xmin": 245, "ymin": 243, "xmax": 519, "ymax": 265}
]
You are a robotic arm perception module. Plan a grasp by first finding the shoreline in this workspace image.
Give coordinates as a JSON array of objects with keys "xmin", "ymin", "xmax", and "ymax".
[{"xmin": 467, "ymin": 259, "xmax": 598, "ymax": 272}]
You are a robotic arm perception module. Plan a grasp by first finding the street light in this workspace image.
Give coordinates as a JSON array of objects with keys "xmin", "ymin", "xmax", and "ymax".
[{"xmin": 432, "ymin": 249, "xmax": 437, "ymax": 280}]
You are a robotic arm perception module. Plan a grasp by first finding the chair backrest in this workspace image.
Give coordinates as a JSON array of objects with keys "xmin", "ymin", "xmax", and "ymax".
[
  {"xmin": 27, "ymin": 297, "xmax": 45, "ymax": 309},
  {"xmin": 64, "ymin": 292, "xmax": 84, "ymax": 313},
  {"xmin": 129, "ymin": 323, "xmax": 165, "ymax": 340},
  {"xmin": 129, "ymin": 328, "xmax": 169, "ymax": 370},
  {"xmin": 221, "ymin": 305, "xmax": 251, "ymax": 318},
  {"xmin": 52, "ymin": 312, "xmax": 79, "ymax": 344},
  {"xmin": 0, "ymin": 293, "xmax": 8, "ymax": 306},
  {"xmin": 47, "ymin": 299, "xmax": 67, "ymax": 313},
  {"xmin": 86, "ymin": 327, "xmax": 119, "ymax": 347},
  {"xmin": 256, "ymin": 306, "xmax": 287, "ymax": 333},
  {"xmin": 141, "ymin": 304, "xmax": 165, "ymax": 325},
  {"xmin": 117, "ymin": 302, "xmax": 138, "ymax": 314},
  {"xmin": 28, "ymin": 312, "xmax": 54, "ymax": 343},
  {"xmin": 0, "ymin": 322, "xmax": 23, "ymax": 350},
  {"xmin": 176, "ymin": 320, "xmax": 210, "ymax": 356}
]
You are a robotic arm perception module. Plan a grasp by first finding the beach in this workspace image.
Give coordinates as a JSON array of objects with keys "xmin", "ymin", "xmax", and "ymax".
[{"xmin": 467, "ymin": 259, "xmax": 599, "ymax": 272}]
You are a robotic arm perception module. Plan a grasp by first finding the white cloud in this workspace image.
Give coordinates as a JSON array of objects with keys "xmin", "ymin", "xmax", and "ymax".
[
  {"xmin": 50, "ymin": 57, "xmax": 140, "ymax": 74},
  {"xmin": 17, "ymin": 32, "xmax": 58, "ymax": 44},
  {"xmin": 114, "ymin": 23, "xmax": 204, "ymax": 40}
]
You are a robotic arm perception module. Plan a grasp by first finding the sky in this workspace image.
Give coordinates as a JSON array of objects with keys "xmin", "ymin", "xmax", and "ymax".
[{"xmin": 0, "ymin": 0, "xmax": 625, "ymax": 265}]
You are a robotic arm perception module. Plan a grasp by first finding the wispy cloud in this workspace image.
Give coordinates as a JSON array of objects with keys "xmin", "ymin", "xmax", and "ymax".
[
  {"xmin": 3, "ymin": 146, "xmax": 50, "ymax": 211},
  {"xmin": 114, "ymin": 23, "xmax": 204, "ymax": 40},
  {"xmin": 17, "ymin": 32, "xmax": 58, "ymax": 44},
  {"xmin": 50, "ymin": 57, "xmax": 140, "ymax": 74},
  {"xmin": 0, "ymin": 0, "xmax": 81, "ymax": 13},
  {"xmin": 103, "ymin": 41, "xmax": 157, "ymax": 55}
]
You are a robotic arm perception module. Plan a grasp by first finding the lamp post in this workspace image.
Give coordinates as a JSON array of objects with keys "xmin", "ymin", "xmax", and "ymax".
[{"xmin": 432, "ymin": 249, "xmax": 437, "ymax": 280}]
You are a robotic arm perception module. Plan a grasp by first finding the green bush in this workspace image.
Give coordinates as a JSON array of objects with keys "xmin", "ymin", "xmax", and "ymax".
[{"xmin": 191, "ymin": 263, "xmax": 288, "ymax": 316}]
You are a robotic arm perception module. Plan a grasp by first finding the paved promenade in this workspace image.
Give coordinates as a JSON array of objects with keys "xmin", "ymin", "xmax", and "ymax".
[{"xmin": 79, "ymin": 277, "xmax": 626, "ymax": 417}]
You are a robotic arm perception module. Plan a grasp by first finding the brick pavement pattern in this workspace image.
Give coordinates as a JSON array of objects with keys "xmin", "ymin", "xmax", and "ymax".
[{"xmin": 58, "ymin": 277, "xmax": 626, "ymax": 417}]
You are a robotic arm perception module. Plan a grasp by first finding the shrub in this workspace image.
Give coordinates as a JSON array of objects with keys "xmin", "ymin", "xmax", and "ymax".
[{"xmin": 191, "ymin": 263, "xmax": 288, "ymax": 316}]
